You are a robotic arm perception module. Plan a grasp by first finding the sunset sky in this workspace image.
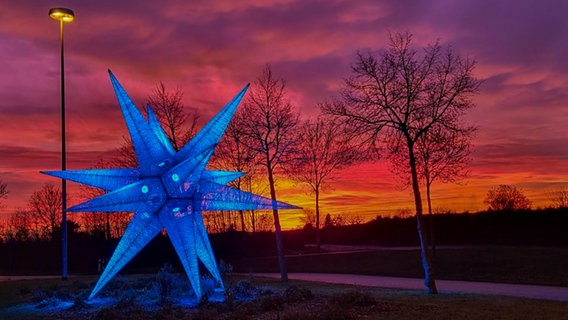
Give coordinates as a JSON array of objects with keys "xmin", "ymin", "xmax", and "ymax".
[{"xmin": 1, "ymin": 0, "xmax": 568, "ymax": 229}]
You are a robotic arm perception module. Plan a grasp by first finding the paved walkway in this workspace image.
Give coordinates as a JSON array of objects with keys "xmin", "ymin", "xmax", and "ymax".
[
  {"xmin": 254, "ymin": 273, "xmax": 568, "ymax": 302},
  {"xmin": 0, "ymin": 275, "xmax": 62, "ymax": 282},
  {"xmin": 4, "ymin": 273, "xmax": 567, "ymax": 302}
]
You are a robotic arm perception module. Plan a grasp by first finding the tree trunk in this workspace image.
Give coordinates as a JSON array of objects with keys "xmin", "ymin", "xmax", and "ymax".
[
  {"xmin": 267, "ymin": 166, "xmax": 288, "ymax": 282},
  {"xmin": 408, "ymin": 141, "xmax": 438, "ymax": 294},
  {"xmin": 105, "ymin": 212, "xmax": 111, "ymax": 240},
  {"xmin": 251, "ymin": 210, "xmax": 256, "ymax": 233},
  {"xmin": 239, "ymin": 210, "xmax": 245, "ymax": 231},
  {"xmin": 237, "ymin": 179, "xmax": 246, "ymax": 232},
  {"xmin": 426, "ymin": 181, "xmax": 436, "ymax": 257},
  {"xmin": 315, "ymin": 188, "xmax": 321, "ymax": 248}
]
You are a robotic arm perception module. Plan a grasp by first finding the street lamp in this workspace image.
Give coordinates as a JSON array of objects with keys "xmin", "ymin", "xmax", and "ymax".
[{"xmin": 49, "ymin": 7, "xmax": 74, "ymax": 281}]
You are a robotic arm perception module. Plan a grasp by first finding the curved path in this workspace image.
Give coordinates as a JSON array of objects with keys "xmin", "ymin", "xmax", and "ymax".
[
  {"xmin": 254, "ymin": 273, "xmax": 568, "ymax": 302},
  {"xmin": 0, "ymin": 275, "xmax": 62, "ymax": 282}
]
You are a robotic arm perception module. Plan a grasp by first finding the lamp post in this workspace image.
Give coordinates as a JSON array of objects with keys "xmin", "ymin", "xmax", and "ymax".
[{"xmin": 49, "ymin": 7, "xmax": 74, "ymax": 281}]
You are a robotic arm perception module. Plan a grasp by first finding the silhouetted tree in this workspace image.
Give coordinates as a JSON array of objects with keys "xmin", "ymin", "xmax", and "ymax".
[
  {"xmin": 28, "ymin": 183, "xmax": 62, "ymax": 239},
  {"xmin": 256, "ymin": 213, "xmax": 274, "ymax": 232},
  {"xmin": 5, "ymin": 209, "xmax": 34, "ymax": 241},
  {"xmin": 300, "ymin": 209, "xmax": 316, "ymax": 228},
  {"xmin": 345, "ymin": 214, "xmax": 364, "ymax": 225},
  {"xmin": 78, "ymin": 159, "xmax": 132, "ymax": 239},
  {"xmin": 548, "ymin": 185, "xmax": 568, "ymax": 209},
  {"xmin": 293, "ymin": 117, "xmax": 361, "ymax": 248},
  {"xmin": 147, "ymin": 82, "xmax": 199, "ymax": 152},
  {"xmin": 484, "ymin": 185, "xmax": 532, "ymax": 211},
  {"xmin": 239, "ymin": 65, "xmax": 300, "ymax": 282},
  {"xmin": 0, "ymin": 180, "xmax": 8, "ymax": 206},
  {"xmin": 214, "ymin": 115, "xmax": 260, "ymax": 232},
  {"xmin": 323, "ymin": 214, "xmax": 333, "ymax": 229},
  {"xmin": 323, "ymin": 32, "xmax": 480, "ymax": 293}
]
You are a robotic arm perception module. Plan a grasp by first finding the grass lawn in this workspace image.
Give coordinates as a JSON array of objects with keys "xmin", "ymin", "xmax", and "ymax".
[
  {"xmin": 232, "ymin": 246, "xmax": 568, "ymax": 286},
  {"xmin": 0, "ymin": 275, "xmax": 567, "ymax": 319}
]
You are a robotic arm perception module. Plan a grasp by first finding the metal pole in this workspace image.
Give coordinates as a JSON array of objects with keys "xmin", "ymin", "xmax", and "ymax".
[{"xmin": 60, "ymin": 18, "xmax": 68, "ymax": 281}]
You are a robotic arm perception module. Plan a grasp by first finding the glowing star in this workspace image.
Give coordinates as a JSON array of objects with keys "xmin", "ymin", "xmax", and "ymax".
[{"xmin": 43, "ymin": 70, "xmax": 299, "ymax": 300}]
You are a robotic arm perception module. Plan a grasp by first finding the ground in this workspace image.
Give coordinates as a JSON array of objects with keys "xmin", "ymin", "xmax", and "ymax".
[
  {"xmin": 2, "ymin": 245, "xmax": 568, "ymax": 319},
  {"xmin": 1, "ymin": 274, "xmax": 567, "ymax": 320}
]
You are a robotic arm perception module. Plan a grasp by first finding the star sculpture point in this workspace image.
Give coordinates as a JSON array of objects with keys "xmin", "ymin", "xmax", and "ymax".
[{"xmin": 43, "ymin": 71, "xmax": 299, "ymax": 300}]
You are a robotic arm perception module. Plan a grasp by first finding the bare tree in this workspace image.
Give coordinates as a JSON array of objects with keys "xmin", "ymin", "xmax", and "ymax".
[
  {"xmin": 147, "ymin": 82, "xmax": 199, "ymax": 152},
  {"xmin": 484, "ymin": 185, "xmax": 532, "ymax": 211},
  {"xmin": 548, "ymin": 185, "xmax": 568, "ymax": 209},
  {"xmin": 0, "ymin": 180, "xmax": 8, "ymax": 206},
  {"xmin": 77, "ymin": 159, "xmax": 133, "ymax": 239},
  {"xmin": 323, "ymin": 32, "xmax": 480, "ymax": 293},
  {"xmin": 109, "ymin": 137, "xmax": 139, "ymax": 168},
  {"xmin": 345, "ymin": 214, "xmax": 364, "ymax": 225},
  {"xmin": 239, "ymin": 65, "xmax": 300, "ymax": 282},
  {"xmin": 293, "ymin": 117, "xmax": 361, "ymax": 247},
  {"xmin": 29, "ymin": 183, "xmax": 62, "ymax": 239},
  {"xmin": 5, "ymin": 210, "xmax": 34, "ymax": 241},
  {"xmin": 256, "ymin": 213, "xmax": 274, "ymax": 232},
  {"xmin": 213, "ymin": 116, "xmax": 260, "ymax": 232},
  {"xmin": 300, "ymin": 209, "xmax": 316, "ymax": 228}
]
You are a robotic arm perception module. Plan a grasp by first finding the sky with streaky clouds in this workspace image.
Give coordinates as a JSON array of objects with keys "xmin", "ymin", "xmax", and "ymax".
[{"xmin": 1, "ymin": 0, "xmax": 568, "ymax": 229}]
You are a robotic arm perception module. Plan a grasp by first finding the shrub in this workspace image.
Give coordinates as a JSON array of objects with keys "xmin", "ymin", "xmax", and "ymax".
[
  {"xmin": 259, "ymin": 294, "xmax": 284, "ymax": 312},
  {"xmin": 284, "ymin": 285, "xmax": 313, "ymax": 303},
  {"xmin": 228, "ymin": 301, "xmax": 257, "ymax": 320},
  {"xmin": 318, "ymin": 305, "xmax": 356, "ymax": 320},
  {"xmin": 219, "ymin": 259, "xmax": 234, "ymax": 285},
  {"xmin": 331, "ymin": 290, "xmax": 375, "ymax": 307},
  {"xmin": 157, "ymin": 263, "xmax": 177, "ymax": 304},
  {"xmin": 282, "ymin": 311, "xmax": 314, "ymax": 320},
  {"xmin": 200, "ymin": 275, "xmax": 218, "ymax": 301}
]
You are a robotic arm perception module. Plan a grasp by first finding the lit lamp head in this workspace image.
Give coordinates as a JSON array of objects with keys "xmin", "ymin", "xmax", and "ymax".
[{"xmin": 49, "ymin": 7, "xmax": 75, "ymax": 23}]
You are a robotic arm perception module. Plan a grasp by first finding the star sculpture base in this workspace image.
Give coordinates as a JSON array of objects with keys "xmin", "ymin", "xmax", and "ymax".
[{"xmin": 43, "ymin": 71, "xmax": 299, "ymax": 299}]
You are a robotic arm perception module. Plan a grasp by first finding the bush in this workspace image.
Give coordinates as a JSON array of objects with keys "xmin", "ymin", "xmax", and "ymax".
[
  {"xmin": 219, "ymin": 259, "xmax": 234, "ymax": 285},
  {"xmin": 282, "ymin": 311, "xmax": 315, "ymax": 320},
  {"xmin": 68, "ymin": 296, "xmax": 90, "ymax": 311},
  {"xmin": 200, "ymin": 275, "xmax": 218, "ymax": 302},
  {"xmin": 228, "ymin": 301, "xmax": 257, "ymax": 320},
  {"xmin": 157, "ymin": 263, "xmax": 177, "ymax": 303},
  {"xmin": 318, "ymin": 305, "xmax": 356, "ymax": 320},
  {"xmin": 284, "ymin": 285, "xmax": 313, "ymax": 303},
  {"xmin": 331, "ymin": 290, "xmax": 375, "ymax": 307},
  {"xmin": 259, "ymin": 294, "xmax": 284, "ymax": 312}
]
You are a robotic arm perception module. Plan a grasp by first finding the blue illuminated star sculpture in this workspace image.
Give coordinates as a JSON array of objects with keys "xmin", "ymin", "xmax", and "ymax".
[{"xmin": 43, "ymin": 71, "xmax": 299, "ymax": 300}]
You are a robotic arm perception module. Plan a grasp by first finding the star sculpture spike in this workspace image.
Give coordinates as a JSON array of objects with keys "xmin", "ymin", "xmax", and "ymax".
[{"xmin": 42, "ymin": 70, "xmax": 300, "ymax": 300}]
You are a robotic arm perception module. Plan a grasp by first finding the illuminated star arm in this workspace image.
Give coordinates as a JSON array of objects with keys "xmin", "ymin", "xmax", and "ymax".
[
  {"xmin": 200, "ymin": 181, "xmax": 300, "ymax": 211},
  {"xmin": 42, "ymin": 168, "xmax": 140, "ymax": 191},
  {"xmin": 158, "ymin": 203, "xmax": 202, "ymax": 298},
  {"xmin": 67, "ymin": 179, "xmax": 166, "ymax": 213},
  {"xmin": 162, "ymin": 147, "xmax": 214, "ymax": 197},
  {"xmin": 175, "ymin": 84, "xmax": 249, "ymax": 162},
  {"xmin": 89, "ymin": 211, "xmax": 162, "ymax": 299},
  {"xmin": 193, "ymin": 211, "xmax": 222, "ymax": 285},
  {"xmin": 147, "ymin": 105, "xmax": 175, "ymax": 156},
  {"xmin": 201, "ymin": 170, "xmax": 245, "ymax": 185},
  {"xmin": 109, "ymin": 70, "xmax": 171, "ymax": 176}
]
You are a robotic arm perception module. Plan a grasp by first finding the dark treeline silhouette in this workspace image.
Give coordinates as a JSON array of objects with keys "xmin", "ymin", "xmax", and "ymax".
[{"xmin": 1, "ymin": 208, "xmax": 567, "ymax": 275}]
